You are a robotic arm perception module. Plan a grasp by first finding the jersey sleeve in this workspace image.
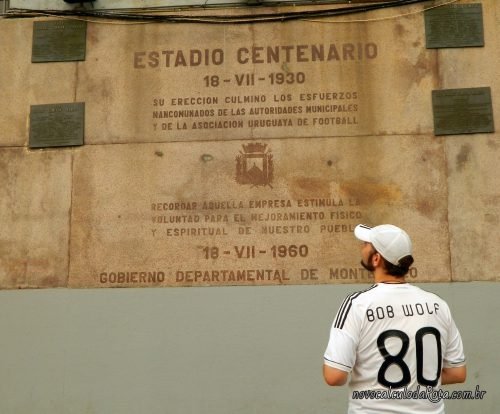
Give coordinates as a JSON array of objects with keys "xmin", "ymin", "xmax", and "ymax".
[
  {"xmin": 442, "ymin": 314, "xmax": 466, "ymax": 368},
  {"xmin": 323, "ymin": 293, "xmax": 364, "ymax": 372}
]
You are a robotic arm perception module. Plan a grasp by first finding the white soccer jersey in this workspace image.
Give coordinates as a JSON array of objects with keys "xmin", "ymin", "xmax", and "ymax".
[{"xmin": 324, "ymin": 283, "xmax": 465, "ymax": 414}]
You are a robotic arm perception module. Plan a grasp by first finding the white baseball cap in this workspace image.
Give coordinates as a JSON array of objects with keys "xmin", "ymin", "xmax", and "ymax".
[{"xmin": 354, "ymin": 224, "xmax": 413, "ymax": 266}]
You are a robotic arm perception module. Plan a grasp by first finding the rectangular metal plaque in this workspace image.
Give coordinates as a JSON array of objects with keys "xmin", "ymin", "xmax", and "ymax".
[
  {"xmin": 432, "ymin": 87, "xmax": 494, "ymax": 136},
  {"xmin": 29, "ymin": 103, "xmax": 85, "ymax": 148},
  {"xmin": 425, "ymin": 4, "xmax": 484, "ymax": 48},
  {"xmin": 32, "ymin": 20, "xmax": 87, "ymax": 62}
]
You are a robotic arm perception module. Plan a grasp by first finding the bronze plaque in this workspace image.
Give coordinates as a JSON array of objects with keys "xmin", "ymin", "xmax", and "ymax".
[
  {"xmin": 425, "ymin": 4, "xmax": 484, "ymax": 48},
  {"xmin": 29, "ymin": 103, "xmax": 85, "ymax": 148},
  {"xmin": 432, "ymin": 87, "xmax": 494, "ymax": 136},
  {"xmin": 32, "ymin": 20, "xmax": 87, "ymax": 62}
]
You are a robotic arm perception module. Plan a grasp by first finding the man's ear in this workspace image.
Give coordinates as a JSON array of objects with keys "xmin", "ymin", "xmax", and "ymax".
[{"xmin": 372, "ymin": 252, "xmax": 382, "ymax": 267}]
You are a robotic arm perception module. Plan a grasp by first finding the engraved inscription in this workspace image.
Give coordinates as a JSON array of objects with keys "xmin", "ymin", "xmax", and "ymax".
[
  {"xmin": 151, "ymin": 91, "xmax": 359, "ymax": 134},
  {"xmin": 95, "ymin": 192, "xmax": 366, "ymax": 287},
  {"xmin": 121, "ymin": 191, "xmax": 366, "ymax": 287},
  {"xmin": 136, "ymin": 41, "xmax": 376, "ymax": 140},
  {"xmin": 133, "ymin": 43, "xmax": 378, "ymax": 69}
]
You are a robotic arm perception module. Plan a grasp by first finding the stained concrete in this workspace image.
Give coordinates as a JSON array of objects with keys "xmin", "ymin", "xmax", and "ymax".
[{"xmin": 0, "ymin": 0, "xmax": 498, "ymax": 287}]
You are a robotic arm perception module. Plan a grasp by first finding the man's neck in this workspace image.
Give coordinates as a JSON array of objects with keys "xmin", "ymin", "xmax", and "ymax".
[{"xmin": 373, "ymin": 269, "xmax": 406, "ymax": 284}]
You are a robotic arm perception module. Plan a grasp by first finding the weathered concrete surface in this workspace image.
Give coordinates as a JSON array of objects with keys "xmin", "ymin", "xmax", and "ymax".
[
  {"xmin": 445, "ymin": 137, "xmax": 500, "ymax": 282},
  {"xmin": 0, "ymin": 148, "xmax": 72, "ymax": 288},
  {"xmin": 69, "ymin": 136, "xmax": 450, "ymax": 288},
  {"xmin": 0, "ymin": 19, "xmax": 78, "ymax": 147},
  {"xmin": 0, "ymin": 0, "xmax": 498, "ymax": 288},
  {"xmin": 440, "ymin": 0, "xmax": 500, "ymax": 281}
]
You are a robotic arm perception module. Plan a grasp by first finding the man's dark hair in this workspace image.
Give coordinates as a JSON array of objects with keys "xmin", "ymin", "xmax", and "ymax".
[{"xmin": 381, "ymin": 255, "xmax": 414, "ymax": 277}]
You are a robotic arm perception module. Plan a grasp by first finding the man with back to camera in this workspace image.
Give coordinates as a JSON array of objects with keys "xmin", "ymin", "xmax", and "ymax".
[{"xmin": 323, "ymin": 224, "xmax": 466, "ymax": 413}]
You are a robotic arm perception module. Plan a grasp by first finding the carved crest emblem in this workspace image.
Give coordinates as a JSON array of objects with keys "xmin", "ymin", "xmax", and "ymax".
[{"xmin": 236, "ymin": 142, "xmax": 273, "ymax": 188}]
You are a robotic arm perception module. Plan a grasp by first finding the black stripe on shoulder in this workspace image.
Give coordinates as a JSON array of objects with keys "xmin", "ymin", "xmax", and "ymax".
[
  {"xmin": 333, "ymin": 285, "xmax": 376, "ymax": 328},
  {"xmin": 334, "ymin": 285, "xmax": 378, "ymax": 330},
  {"xmin": 334, "ymin": 292, "xmax": 361, "ymax": 329}
]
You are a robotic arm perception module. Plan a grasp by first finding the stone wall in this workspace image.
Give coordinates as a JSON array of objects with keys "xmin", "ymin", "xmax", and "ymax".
[{"xmin": 0, "ymin": 0, "xmax": 498, "ymax": 288}]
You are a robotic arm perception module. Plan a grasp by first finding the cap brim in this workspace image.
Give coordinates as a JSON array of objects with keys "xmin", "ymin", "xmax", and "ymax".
[{"xmin": 354, "ymin": 224, "xmax": 372, "ymax": 242}]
